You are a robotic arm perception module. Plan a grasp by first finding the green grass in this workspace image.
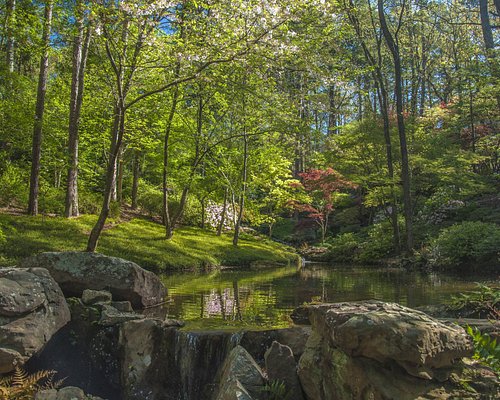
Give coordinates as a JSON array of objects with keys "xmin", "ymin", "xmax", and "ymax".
[{"xmin": 0, "ymin": 213, "xmax": 299, "ymax": 271}]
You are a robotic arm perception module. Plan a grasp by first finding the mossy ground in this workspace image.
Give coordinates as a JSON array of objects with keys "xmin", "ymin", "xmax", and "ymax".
[{"xmin": 0, "ymin": 213, "xmax": 299, "ymax": 271}]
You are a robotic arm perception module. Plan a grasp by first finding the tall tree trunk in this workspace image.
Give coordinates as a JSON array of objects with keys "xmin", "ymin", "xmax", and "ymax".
[
  {"xmin": 65, "ymin": 2, "xmax": 90, "ymax": 217},
  {"xmin": 28, "ymin": 1, "xmax": 53, "ymax": 216},
  {"xmin": 376, "ymin": 82, "xmax": 401, "ymax": 253},
  {"xmin": 419, "ymin": 38, "xmax": 427, "ymax": 116},
  {"xmin": 217, "ymin": 187, "xmax": 228, "ymax": 236},
  {"xmin": 378, "ymin": 0, "xmax": 414, "ymax": 252},
  {"xmin": 345, "ymin": 0, "xmax": 400, "ymax": 252},
  {"xmin": 478, "ymin": 0, "xmax": 499, "ymax": 108},
  {"xmin": 131, "ymin": 150, "xmax": 141, "ymax": 209},
  {"xmin": 233, "ymin": 132, "xmax": 248, "ymax": 246},
  {"xmin": 479, "ymin": 0, "xmax": 495, "ymax": 51},
  {"xmin": 5, "ymin": 0, "xmax": 15, "ymax": 73},
  {"xmin": 162, "ymin": 63, "xmax": 181, "ymax": 232},
  {"xmin": 87, "ymin": 104, "xmax": 125, "ymax": 251}
]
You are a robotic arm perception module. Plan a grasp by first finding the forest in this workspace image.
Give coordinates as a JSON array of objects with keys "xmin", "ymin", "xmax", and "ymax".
[{"xmin": 0, "ymin": 0, "xmax": 499, "ymax": 271}]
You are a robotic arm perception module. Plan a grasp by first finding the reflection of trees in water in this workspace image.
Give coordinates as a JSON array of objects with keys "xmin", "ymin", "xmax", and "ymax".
[
  {"xmin": 162, "ymin": 267, "xmax": 487, "ymax": 326},
  {"xmin": 203, "ymin": 288, "xmax": 235, "ymax": 319}
]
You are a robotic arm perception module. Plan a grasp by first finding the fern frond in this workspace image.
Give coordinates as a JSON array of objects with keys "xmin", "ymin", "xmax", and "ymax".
[{"xmin": 11, "ymin": 366, "xmax": 28, "ymax": 387}]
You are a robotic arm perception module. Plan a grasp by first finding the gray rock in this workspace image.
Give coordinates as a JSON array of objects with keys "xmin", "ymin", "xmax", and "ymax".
[
  {"xmin": 216, "ymin": 378, "xmax": 255, "ymax": 400},
  {"xmin": 296, "ymin": 301, "xmax": 478, "ymax": 400},
  {"xmin": 36, "ymin": 387, "xmax": 104, "ymax": 400},
  {"xmin": 56, "ymin": 386, "xmax": 86, "ymax": 400},
  {"xmin": 111, "ymin": 300, "xmax": 133, "ymax": 312},
  {"xmin": 120, "ymin": 318, "xmax": 161, "ymax": 399},
  {"xmin": 19, "ymin": 252, "xmax": 168, "ymax": 308},
  {"xmin": 0, "ymin": 267, "xmax": 70, "ymax": 373},
  {"xmin": 163, "ymin": 318, "xmax": 184, "ymax": 327},
  {"xmin": 35, "ymin": 389, "xmax": 58, "ymax": 400},
  {"xmin": 264, "ymin": 341, "xmax": 304, "ymax": 400},
  {"xmin": 216, "ymin": 346, "xmax": 266, "ymax": 400},
  {"xmin": 82, "ymin": 289, "xmax": 112, "ymax": 305},
  {"xmin": 307, "ymin": 301, "xmax": 473, "ymax": 379},
  {"xmin": 99, "ymin": 304, "xmax": 141, "ymax": 326}
]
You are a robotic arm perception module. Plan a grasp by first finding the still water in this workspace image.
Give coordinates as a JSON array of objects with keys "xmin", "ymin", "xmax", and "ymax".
[{"xmin": 160, "ymin": 264, "xmax": 498, "ymax": 329}]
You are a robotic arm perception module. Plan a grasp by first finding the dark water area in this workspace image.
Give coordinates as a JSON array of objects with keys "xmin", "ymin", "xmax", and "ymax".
[{"xmin": 159, "ymin": 263, "xmax": 498, "ymax": 329}]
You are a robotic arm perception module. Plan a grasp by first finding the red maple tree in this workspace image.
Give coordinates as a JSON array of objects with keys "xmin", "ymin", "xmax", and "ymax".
[{"xmin": 291, "ymin": 168, "xmax": 356, "ymax": 242}]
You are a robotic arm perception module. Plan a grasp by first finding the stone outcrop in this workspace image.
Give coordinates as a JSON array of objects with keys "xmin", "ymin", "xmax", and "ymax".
[
  {"xmin": 19, "ymin": 252, "xmax": 168, "ymax": 308},
  {"xmin": 82, "ymin": 289, "xmax": 112, "ymax": 305},
  {"xmin": 0, "ymin": 267, "xmax": 70, "ymax": 374},
  {"xmin": 35, "ymin": 386, "xmax": 104, "ymax": 400},
  {"xmin": 215, "ymin": 346, "xmax": 266, "ymax": 400},
  {"xmin": 295, "ymin": 301, "xmax": 481, "ymax": 400},
  {"xmin": 264, "ymin": 341, "xmax": 304, "ymax": 400}
]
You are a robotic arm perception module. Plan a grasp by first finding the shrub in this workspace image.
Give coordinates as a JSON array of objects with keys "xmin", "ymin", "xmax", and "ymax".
[
  {"xmin": 467, "ymin": 326, "xmax": 500, "ymax": 376},
  {"xmin": 79, "ymin": 189, "xmax": 102, "ymax": 215},
  {"xmin": 136, "ymin": 180, "xmax": 163, "ymax": 216},
  {"xmin": 109, "ymin": 200, "xmax": 121, "ymax": 219},
  {"xmin": 356, "ymin": 221, "xmax": 397, "ymax": 264},
  {"xmin": 326, "ymin": 232, "xmax": 360, "ymax": 262},
  {"xmin": 0, "ymin": 164, "xmax": 29, "ymax": 207},
  {"xmin": 38, "ymin": 186, "xmax": 65, "ymax": 215},
  {"xmin": 449, "ymin": 284, "xmax": 500, "ymax": 319},
  {"xmin": 428, "ymin": 221, "xmax": 500, "ymax": 268}
]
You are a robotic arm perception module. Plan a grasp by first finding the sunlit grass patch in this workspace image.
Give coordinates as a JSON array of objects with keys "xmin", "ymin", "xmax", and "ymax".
[{"xmin": 0, "ymin": 214, "xmax": 298, "ymax": 271}]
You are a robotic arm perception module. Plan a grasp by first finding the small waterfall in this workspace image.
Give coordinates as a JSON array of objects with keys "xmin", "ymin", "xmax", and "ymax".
[
  {"xmin": 123, "ymin": 324, "xmax": 309, "ymax": 400},
  {"xmin": 150, "ymin": 328, "xmax": 241, "ymax": 400}
]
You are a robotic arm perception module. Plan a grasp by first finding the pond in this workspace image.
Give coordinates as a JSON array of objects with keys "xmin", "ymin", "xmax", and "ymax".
[{"xmin": 158, "ymin": 263, "xmax": 498, "ymax": 330}]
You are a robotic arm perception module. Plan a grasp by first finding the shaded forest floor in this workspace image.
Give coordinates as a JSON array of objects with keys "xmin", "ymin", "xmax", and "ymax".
[{"xmin": 0, "ymin": 212, "xmax": 299, "ymax": 272}]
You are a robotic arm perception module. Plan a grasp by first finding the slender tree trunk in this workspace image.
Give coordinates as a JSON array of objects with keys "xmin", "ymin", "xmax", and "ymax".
[
  {"xmin": 28, "ymin": 1, "xmax": 53, "ymax": 216},
  {"xmin": 479, "ymin": 0, "xmax": 500, "ymax": 108},
  {"xmin": 378, "ymin": 0, "xmax": 414, "ymax": 252},
  {"xmin": 110, "ymin": 157, "xmax": 118, "ymax": 202},
  {"xmin": 166, "ymin": 187, "xmax": 189, "ymax": 239},
  {"xmin": 65, "ymin": 3, "xmax": 90, "ymax": 217},
  {"xmin": 469, "ymin": 83, "xmax": 476, "ymax": 154},
  {"xmin": 419, "ymin": 43, "xmax": 427, "ymax": 116},
  {"xmin": 5, "ymin": 0, "xmax": 15, "ymax": 73},
  {"xmin": 345, "ymin": 0, "xmax": 400, "ymax": 252},
  {"xmin": 131, "ymin": 150, "xmax": 141, "ymax": 209},
  {"xmin": 162, "ymin": 64, "xmax": 181, "ymax": 231},
  {"xmin": 87, "ymin": 104, "xmax": 125, "ymax": 251},
  {"xmin": 233, "ymin": 132, "xmax": 248, "ymax": 246},
  {"xmin": 117, "ymin": 149, "xmax": 124, "ymax": 203},
  {"xmin": 217, "ymin": 187, "xmax": 228, "ymax": 236},
  {"xmin": 376, "ymin": 83, "xmax": 401, "ymax": 253}
]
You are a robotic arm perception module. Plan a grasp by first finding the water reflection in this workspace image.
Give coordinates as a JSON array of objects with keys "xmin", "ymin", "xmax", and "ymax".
[{"xmin": 159, "ymin": 264, "xmax": 498, "ymax": 329}]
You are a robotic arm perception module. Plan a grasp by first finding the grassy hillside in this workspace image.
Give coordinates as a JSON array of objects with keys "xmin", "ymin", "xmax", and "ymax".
[{"xmin": 0, "ymin": 213, "xmax": 299, "ymax": 271}]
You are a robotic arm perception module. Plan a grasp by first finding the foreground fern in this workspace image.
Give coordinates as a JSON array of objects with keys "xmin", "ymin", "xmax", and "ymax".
[
  {"xmin": 0, "ymin": 367, "xmax": 62, "ymax": 400},
  {"xmin": 467, "ymin": 326, "xmax": 500, "ymax": 377}
]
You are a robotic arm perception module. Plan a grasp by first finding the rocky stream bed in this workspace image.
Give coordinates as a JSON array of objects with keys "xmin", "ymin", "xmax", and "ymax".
[{"xmin": 1, "ymin": 252, "xmax": 498, "ymax": 400}]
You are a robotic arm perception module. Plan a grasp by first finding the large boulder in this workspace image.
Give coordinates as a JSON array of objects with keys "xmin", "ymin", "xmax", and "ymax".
[
  {"xmin": 18, "ymin": 252, "xmax": 167, "ymax": 308},
  {"xmin": 216, "ymin": 346, "xmax": 266, "ymax": 400},
  {"xmin": 0, "ymin": 267, "xmax": 70, "ymax": 374},
  {"xmin": 295, "ymin": 301, "xmax": 473, "ymax": 380},
  {"xmin": 264, "ymin": 341, "xmax": 304, "ymax": 400},
  {"xmin": 296, "ymin": 301, "xmax": 479, "ymax": 400}
]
